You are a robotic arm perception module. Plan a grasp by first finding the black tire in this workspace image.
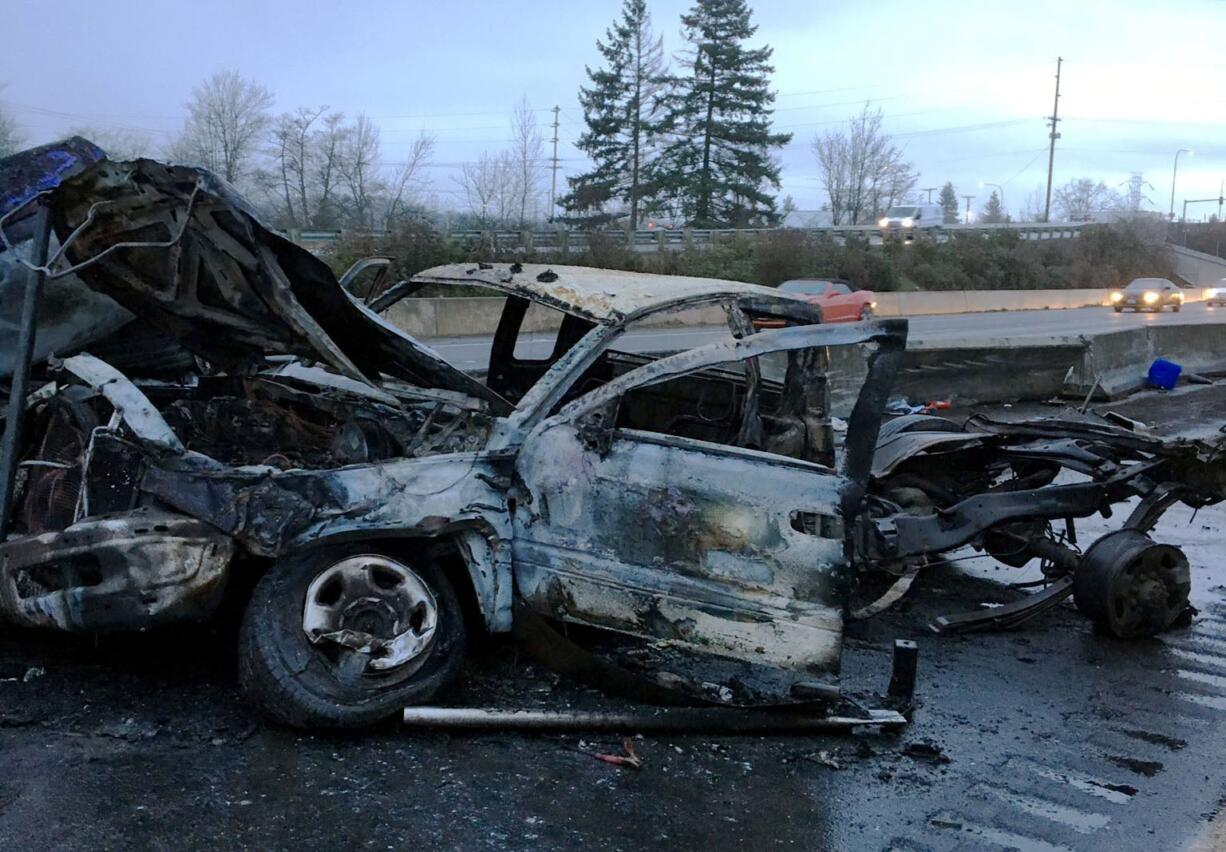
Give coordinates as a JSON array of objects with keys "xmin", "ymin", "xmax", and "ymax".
[
  {"xmin": 239, "ymin": 545, "xmax": 467, "ymax": 729},
  {"xmin": 1113, "ymin": 306, "xmax": 1123, "ymax": 313},
  {"xmin": 1172, "ymin": 303, "xmax": 1181, "ymax": 312},
  {"xmin": 859, "ymin": 305, "xmax": 874, "ymax": 321}
]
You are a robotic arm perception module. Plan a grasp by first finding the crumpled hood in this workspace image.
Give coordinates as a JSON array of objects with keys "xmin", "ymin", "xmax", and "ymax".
[{"xmin": 38, "ymin": 156, "xmax": 506, "ymax": 410}]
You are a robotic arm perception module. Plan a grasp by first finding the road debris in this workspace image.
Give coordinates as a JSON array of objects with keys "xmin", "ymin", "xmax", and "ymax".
[
  {"xmin": 593, "ymin": 738, "xmax": 642, "ymax": 770},
  {"xmin": 400, "ymin": 707, "xmax": 909, "ymax": 733}
]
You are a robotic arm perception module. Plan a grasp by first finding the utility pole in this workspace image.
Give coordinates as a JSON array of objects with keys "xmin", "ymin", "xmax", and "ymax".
[
  {"xmin": 1042, "ymin": 57, "xmax": 1063, "ymax": 223},
  {"xmin": 921, "ymin": 187, "xmax": 938, "ymax": 203},
  {"xmin": 547, "ymin": 105, "xmax": 560, "ymax": 221},
  {"xmin": 962, "ymin": 195, "xmax": 975, "ymax": 224}
]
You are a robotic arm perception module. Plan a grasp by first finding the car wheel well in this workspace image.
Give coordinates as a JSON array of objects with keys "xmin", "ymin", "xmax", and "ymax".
[{"xmin": 216, "ymin": 534, "xmax": 487, "ymax": 633}]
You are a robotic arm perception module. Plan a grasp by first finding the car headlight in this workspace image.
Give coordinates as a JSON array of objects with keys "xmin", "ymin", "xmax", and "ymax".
[
  {"xmin": 1110, "ymin": 292, "xmax": 1123, "ymax": 302},
  {"xmin": 870, "ymin": 301, "xmax": 878, "ymax": 308},
  {"xmin": 1143, "ymin": 291, "xmax": 1159, "ymax": 304},
  {"xmin": 878, "ymin": 218, "xmax": 889, "ymax": 228},
  {"xmin": 901, "ymin": 217, "xmax": 913, "ymax": 228}
]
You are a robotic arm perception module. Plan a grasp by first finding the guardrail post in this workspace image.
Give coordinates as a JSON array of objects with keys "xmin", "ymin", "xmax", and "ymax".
[
  {"xmin": 684, "ymin": 227, "xmax": 693, "ymax": 252},
  {"xmin": 657, "ymin": 229, "xmax": 666, "ymax": 253},
  {"xmin": 559, "ymin": 230, "xmax": 569, "ymax": 255},
  {"xmin": 522, "ymin": 229, "xmax": 533, "ymax": 254}
]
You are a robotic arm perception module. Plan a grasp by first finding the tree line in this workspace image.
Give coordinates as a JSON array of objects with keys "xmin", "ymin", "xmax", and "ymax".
[{"xmin": 0, "ymin": 0, "xmax": 1161, "ymax": 231}]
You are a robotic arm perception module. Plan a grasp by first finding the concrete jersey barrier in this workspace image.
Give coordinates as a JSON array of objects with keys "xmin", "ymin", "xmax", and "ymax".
[{"xmin": 387, "ymin": 288, "xmax": 1122, "ymax": 340}]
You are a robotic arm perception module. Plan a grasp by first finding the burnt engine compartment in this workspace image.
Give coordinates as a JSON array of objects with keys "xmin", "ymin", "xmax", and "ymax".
[{"xmin": 12, "ymin": 366, "xmax": 495, "ymax": 538}]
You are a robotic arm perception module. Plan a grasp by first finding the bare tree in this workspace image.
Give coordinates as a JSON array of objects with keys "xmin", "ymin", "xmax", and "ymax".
[
  {"xmin": 812, "ymin": 104, "xmax": 916, "ymax": 225},
  {"xmin": 313, "ymin": 112, "xmax": 347, "ymax": 228},
  {"xmin": 813, "ymin": 133, "xmax": 851, "ymax": 225},
  {"xmin": 267, "ymin": 106, "xmax": 327, "ymax": 227},
  {"xmin": 385, "ymin": 132, "xmax": 435, "ymax": 225},
  {"xmin": 0, "ymin": 86, "xmax": 24, "ymax": 156},
  {"xmin": 1018, "ymin": 185, "xmax": 1046, "ymax": 222},
  {"xmin": 1053, "ymin": 178, "xmax": 1123, "ymax": 222},
  {"xmin": 456, "ymin": 151, "xmax": 514, "ymax": 228},
  {"xmin": 172, "ymin": 71, "xmax": 273, "ymax": 183},
  {"xmin": 337, "ymin": 114, "xmax": 384, "ymax": 229},
  {"xmin": 65, "ymin": 126, "xmax": 153, "ymax": 160},
  {"xmin": 873, "ymin": 159, "xmax": 919, "ymax": 219},
  {"xmin": 509, "ymin": 96, "xmax": 546, "ymax": 227}
]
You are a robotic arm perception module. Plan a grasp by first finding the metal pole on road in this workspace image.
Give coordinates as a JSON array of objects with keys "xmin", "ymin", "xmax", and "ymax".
[
  {"xmin": 1170, "ymin": 148, "xmax": 1193, "ymax": 220},
  {"xmin": 0, "ymin": 205, "xmax": 53, "ymax": 540}
]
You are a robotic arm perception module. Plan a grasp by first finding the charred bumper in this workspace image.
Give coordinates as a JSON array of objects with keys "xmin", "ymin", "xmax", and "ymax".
[{"xmin": 0, "ymin": 509, "xmax": 234, "ymax": 631}]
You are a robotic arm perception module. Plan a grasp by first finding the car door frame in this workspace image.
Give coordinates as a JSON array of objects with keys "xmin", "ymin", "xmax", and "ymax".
[{"xmin": 508, "ymin": 319, "xmax": 907, "ymax": 678}]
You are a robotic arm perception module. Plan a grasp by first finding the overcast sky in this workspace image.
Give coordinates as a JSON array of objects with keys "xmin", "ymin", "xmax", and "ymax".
[{"xmin": 4, "ymin": 0, "xmax": 1225, "ymax": 219}]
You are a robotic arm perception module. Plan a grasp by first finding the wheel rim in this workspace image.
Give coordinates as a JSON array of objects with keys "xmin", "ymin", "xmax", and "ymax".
[{"xmin": 302, "ymin": 555, "xmax": 439, "ymax": 676}]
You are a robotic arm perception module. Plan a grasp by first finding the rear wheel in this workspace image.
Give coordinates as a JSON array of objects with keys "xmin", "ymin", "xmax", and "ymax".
[
  {"xmin": 239, "ymin": 545, "xmax": 467, "ymax": 728},
  {"xmin": 1073, "ymin": 530, "xmax": 1190, "ymax": 639},
  {"xmin": 1172, "ymin": 303, "xmax": 1181, "ymax": 312},
  {"xmin": 1113, "ymin": 306, "xmax": 1123, "ymax": 313},
  {"xmin": 859, "ymin": 305, "xmax": 874, "ymax": 321}
]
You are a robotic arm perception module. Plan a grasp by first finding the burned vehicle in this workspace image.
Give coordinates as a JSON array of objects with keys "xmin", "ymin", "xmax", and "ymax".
[{"xmin": 2, "ymin": 141, "xmax": 1225, "ymax": 729}]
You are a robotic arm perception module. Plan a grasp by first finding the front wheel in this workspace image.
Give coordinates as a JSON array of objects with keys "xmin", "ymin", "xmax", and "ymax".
[
  {"xmin": 239, "ymin": 545, "xmax": 467, "ymax": 728},
  {"xmin": 1172, "ymin": 303, "xmax": 1181, "ymax": 312},
  {"xmin": 859, "ymin": 305, "xmax": 874, "ymax": 321},
  {"xmin": 1113, "ymin": 306, "xmax": 1123, "ymax": 313}
]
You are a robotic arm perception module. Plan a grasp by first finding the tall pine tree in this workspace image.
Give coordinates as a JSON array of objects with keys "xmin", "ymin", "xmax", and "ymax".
[
  {"xmin": 657, "ymin": 0, "xmax": 790, "ymax": 228},
  {"xmin": 982, "ymin": 190, "xmax": 1005, "ymax": 223},
  {"xmin": 561, "ymin": 0, "xmax": 666, "ymax": 229},
  {"xmin": 938, "ymin": 182, "xmax": 959, "ymax": 224}
]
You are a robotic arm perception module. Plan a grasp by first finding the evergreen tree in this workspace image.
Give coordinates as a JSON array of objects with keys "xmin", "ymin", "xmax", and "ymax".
[
  {"xmin": 982, "ymin": 190, "xmax": 1004, "ymax": 223},
  {"xmin": 938, "ymin": 181, "xmax": 959, "ymax": 224},
  {"xmin": 657, "ymin": 0, "xmax": 791, "ymax": 227},
  {"xmin": 561, "ymin": 0, "xmax": 666, "ymax": 229}
]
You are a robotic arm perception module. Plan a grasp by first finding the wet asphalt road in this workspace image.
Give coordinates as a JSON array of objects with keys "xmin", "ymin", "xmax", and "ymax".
[
  {"xmin": 425, "ymin": 301, "xmax": 1226, "ymax": 371},
  {"xmin": 3, "ymin": 389, "xmax": 1226, "ymax": 849},
  {"xmin": 3, "ymin": 516, "xmax": 1226, "ymax": 851}
]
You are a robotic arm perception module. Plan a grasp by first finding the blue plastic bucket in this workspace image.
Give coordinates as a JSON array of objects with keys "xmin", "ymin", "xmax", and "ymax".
[{"xmin": 1147, "ymin": 358, "xmax": 1182, "ymax": 390}]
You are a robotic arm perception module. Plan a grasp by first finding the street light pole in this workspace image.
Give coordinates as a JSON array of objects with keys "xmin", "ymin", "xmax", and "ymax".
[
  {"xmin": 961, "ymin": 195, "xmax": 976, "ymax": 225},
  {"xmin": 1169, "ymin": 148, "xmax": 1193, "ymax": 221}
]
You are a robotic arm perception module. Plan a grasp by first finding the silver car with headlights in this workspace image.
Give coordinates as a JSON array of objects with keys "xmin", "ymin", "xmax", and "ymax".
[
  {"xmin": 1110, "ymin": 278, "xmax": 1184, "ymax": 312},
  {"xmin": 1205, "ymin": 279, "xmax": 1226, "ymax": 308}
]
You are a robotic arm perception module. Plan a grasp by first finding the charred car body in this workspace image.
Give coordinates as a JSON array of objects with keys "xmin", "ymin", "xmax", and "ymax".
[{"xmin": 2, "ymin": 141, "xmax": 1225, "ymax": 728}]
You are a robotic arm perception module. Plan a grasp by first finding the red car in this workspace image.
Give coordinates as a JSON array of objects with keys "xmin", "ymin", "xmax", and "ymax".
[{"xmin": 755, "ymin": 279, "xmax": 877, "ymax": 328}]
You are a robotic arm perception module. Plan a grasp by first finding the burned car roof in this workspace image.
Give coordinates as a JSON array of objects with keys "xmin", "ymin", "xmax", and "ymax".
[
  {"xmin": 1, "ymin": 151, "xmax": 507, "ymax": 411},
  {"xmin": 411, "ymin": 263, "xmax": 808, "ymax": 325}
]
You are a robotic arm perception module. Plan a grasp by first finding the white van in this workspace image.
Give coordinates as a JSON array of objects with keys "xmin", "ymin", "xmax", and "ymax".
[{"xmin": 878, "ymin": 204, "xmax": 944, "ymax": 231}]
